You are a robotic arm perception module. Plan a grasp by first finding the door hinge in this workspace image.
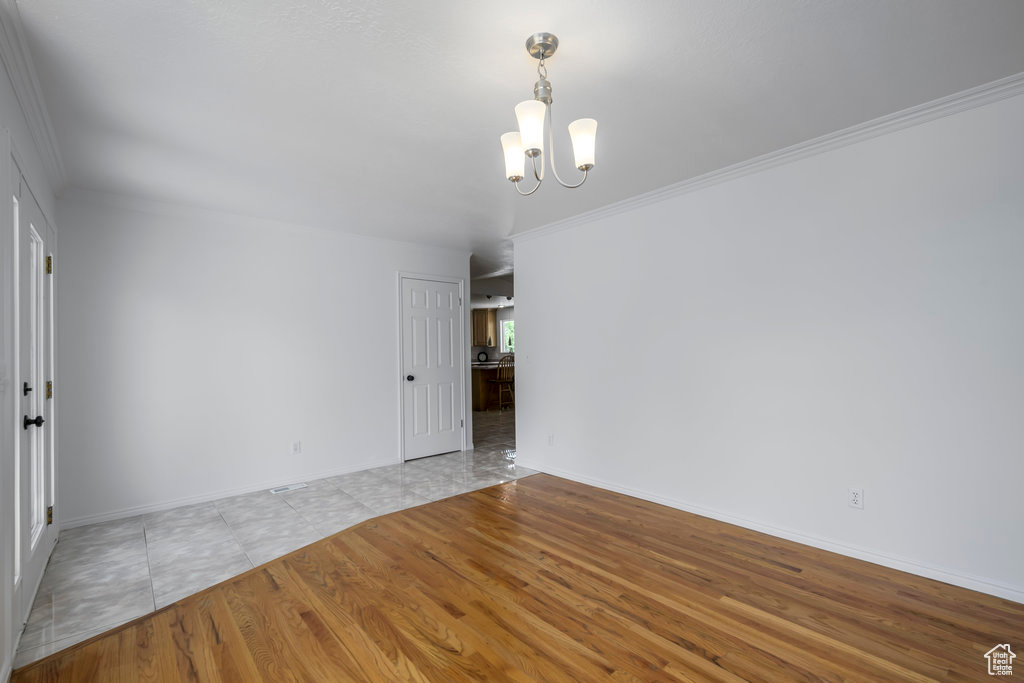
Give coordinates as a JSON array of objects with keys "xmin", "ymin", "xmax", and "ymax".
[
  {"xmin": 46, "ymin": 380, "xmax": 53, "ymax": 399},
  {"xmin": 46, "ymin": 255, "xmax": 53, "ymax": 274},
  {"xmin": 460, "ymin": 419, "xmax": 464, "ymax": 428},
  {"xmin": 47, "ymin": 506, "xmax": 53, "ymax": 525}
]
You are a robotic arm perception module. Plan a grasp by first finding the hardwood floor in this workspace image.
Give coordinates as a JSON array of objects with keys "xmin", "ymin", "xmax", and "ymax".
[{"xmin": 13, "ymin": 474, "xmax": 1023, "ymax": 681}]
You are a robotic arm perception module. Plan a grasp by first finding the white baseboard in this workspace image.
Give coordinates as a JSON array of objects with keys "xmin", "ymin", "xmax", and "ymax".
[
  {"xmin": 61, "ymin": 458, "xmax": 397, "ymax": 529},
  {"xmin": 517, "ymin": 459, "xmax": 1024, "ymax": 604}
]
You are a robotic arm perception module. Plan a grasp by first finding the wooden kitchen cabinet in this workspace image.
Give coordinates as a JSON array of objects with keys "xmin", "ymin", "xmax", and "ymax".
[{"xmin": 471, "ymin": 309, "xmax": 497, "ymax": 347}]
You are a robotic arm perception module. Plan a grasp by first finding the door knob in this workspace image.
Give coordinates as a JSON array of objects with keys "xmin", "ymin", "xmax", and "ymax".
[
  {"xmin": 23, "ymin": 415, "xmax": 44, "ymax": 430},
  {"xmin": 406, "ymin": 375, "xmax": 415, "ymax": 381},
  {"xmin": 23, "ymin": 382, "xmax": 32, "ymax": 396}
]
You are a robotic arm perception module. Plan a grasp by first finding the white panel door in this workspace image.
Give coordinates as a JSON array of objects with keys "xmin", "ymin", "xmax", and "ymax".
[
  {"xmin": 15, "ymin": 174, "xmax": 57, "ymax": 621},
  {"xmin": 401, "ymin": 277, "xmax": 464, "ymax": 460}
]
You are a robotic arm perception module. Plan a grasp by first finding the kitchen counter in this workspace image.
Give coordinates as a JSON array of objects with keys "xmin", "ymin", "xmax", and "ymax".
[{"xmin": 471, "ymin": 362, "xmax": 511, "ymax": 410}]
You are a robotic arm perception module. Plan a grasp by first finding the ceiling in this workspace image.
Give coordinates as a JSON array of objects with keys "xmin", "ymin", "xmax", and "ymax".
[
  {"xmin": 14, "ymin": 1, "xmax": 1024, "ymax": 278},
  {"xmin": 471, "ymin": 294, "xmax": 514, "ymax": 310}
]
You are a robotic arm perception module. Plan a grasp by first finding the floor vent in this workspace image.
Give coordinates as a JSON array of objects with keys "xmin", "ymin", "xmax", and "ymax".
[{"xmin": 269, "ymin": 483, "xmax": 308, "ymax": 494}]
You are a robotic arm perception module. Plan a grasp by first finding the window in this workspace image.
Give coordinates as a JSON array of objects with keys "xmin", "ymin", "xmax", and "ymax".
[{"xmin": 500, "ymin": 319, "xmax": 515, "ymax": 354}]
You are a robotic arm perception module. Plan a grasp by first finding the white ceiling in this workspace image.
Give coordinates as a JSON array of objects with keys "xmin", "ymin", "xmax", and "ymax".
[{"xmin": 14, "ymin": 1, "xmax": 1024, "ymax": 277}]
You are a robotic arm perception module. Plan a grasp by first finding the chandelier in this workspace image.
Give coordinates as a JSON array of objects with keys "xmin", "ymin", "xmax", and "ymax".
[{"xmin": 500, "ymin": 33, "xmax": 597, "ymax": 196}]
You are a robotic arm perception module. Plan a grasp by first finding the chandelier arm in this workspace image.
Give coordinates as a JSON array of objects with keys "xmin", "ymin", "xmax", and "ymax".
[
  {"xmin": 531, "ymin": 152, "xmax": 544, "ymax": 182},
  {"xmin": 545, "ymin": 103, "xmax": 588, "ymax": 189},
  {"xmin": 514, "ymin": 177, "xmax": 542, "ymax": 196},
  {"xmin": 556, "ymin": 167, "xmax": 587, "ymax": 190}
]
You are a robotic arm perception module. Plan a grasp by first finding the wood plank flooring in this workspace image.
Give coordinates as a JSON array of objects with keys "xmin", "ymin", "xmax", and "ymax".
[{"xmin": 13, "ymin": 474, "xmax": 1024, "ymax": 681}]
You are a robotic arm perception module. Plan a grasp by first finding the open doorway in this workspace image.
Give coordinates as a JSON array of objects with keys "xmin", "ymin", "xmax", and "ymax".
[{"xmin": 469, "ymin": 281, "xmax": 515, "ymax": 457}]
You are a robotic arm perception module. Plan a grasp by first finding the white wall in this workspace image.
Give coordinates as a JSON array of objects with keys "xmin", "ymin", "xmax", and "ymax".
[
  {"xmin": 515, "ymin": 92, "xmax": 1024, "ymax": 601},
  {"xmin": 57, "ymin": 190, "xmax": 470, "ymax": 525}
]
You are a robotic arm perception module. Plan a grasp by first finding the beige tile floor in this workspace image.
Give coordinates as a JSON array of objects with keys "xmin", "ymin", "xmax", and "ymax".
[{"xmin": 15, "ymin": 409, "xmax": 524, "ymax": 668}]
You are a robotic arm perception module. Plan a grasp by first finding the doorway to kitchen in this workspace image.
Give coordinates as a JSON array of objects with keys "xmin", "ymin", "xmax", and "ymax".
[{"xmin": 470, "ymin": 295, "xmax": 515, "ymax": 458}]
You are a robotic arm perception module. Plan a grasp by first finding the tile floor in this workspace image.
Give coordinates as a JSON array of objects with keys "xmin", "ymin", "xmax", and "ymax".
[{"xmin": 15, "ymin": 409, "xmax": 525, "ymax": 668}]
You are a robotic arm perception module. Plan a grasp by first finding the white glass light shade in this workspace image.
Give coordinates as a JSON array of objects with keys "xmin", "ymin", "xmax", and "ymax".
[
  {"xmin": 568, "ymin": 118, "xmax": 597, "ymax": 170},
  {"xmin": 500, "ymin": 132, "xmax": 525, "ymax": 181},
  {"xmin": 515, "ymin": 100, "xmax": 547, "ymax": 155}
]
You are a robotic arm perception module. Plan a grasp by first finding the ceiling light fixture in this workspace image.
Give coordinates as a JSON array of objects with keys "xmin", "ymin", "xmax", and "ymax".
[{"xmin": 500, "ymin": 33, "xmax": 597, "ymax": 196}]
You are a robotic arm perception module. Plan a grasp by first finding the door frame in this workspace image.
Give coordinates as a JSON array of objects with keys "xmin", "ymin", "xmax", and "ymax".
[
  {"xmin": 396, "ymin": 272, "xmax": 468, "ymax": 463},
  {"xmin": 1, "ymin": 127, "xmax": 15, "ymax": 682}
]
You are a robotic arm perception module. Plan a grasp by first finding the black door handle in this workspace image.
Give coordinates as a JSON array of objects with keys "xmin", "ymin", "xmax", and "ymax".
[
  {"xmin": 23, "ymin": 382, "xmax": 32, "ymax": 396},
  {"xmin": 406, "ymin": 375, "xmax": 415, "ymax": 381},
  {"xmin": 23, "ymin": 415, "xmax": 44, "ymax": 430}
]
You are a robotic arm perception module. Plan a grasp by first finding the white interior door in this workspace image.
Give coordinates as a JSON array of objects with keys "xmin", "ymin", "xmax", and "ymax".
[
  {"xmin": 401, "ymin": 277, "xmax": 464, "ymax": 460},
  {"xmin": 14, "ymin": 173, "xmax": 56, "ymax": 622}
]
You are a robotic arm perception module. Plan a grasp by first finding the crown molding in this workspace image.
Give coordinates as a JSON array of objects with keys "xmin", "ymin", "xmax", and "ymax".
[
  {"xmin": 0, "ymin": 0, "xmax": 66, "ymax": 189},
  {"xmin": 514, "ymin": 71, "xmax": 1024, "ymax": 244}
]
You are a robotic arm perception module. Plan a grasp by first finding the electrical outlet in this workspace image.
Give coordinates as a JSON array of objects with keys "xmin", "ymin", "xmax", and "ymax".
[
  {"xmin": 547, "ymin": 433, "xmax": 555, "ymax": 446},
  {"xmin": 292, "ymin": 440, "xmax": 302, "ymax": 455},
  {"xmin": 848, "ymin": 487, "xmax": 864, "ymax": 509}
]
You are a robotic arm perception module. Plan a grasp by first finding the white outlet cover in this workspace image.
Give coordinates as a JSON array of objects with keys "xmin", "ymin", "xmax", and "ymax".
[{"xmin": 848, "ymin": 487, "xmax": 864, "ymax": 509}]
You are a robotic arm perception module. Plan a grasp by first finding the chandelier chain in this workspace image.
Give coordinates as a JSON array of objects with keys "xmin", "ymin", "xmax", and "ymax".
[{"xmin": 536, "ymin": 57, "xmax": 548, "ymax": 80}]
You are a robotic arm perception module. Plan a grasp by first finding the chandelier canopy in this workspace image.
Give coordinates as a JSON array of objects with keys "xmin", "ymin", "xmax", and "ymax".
[{"xmin": 500, "ymin": 33, "xmax": 597, "ymax": 196}]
